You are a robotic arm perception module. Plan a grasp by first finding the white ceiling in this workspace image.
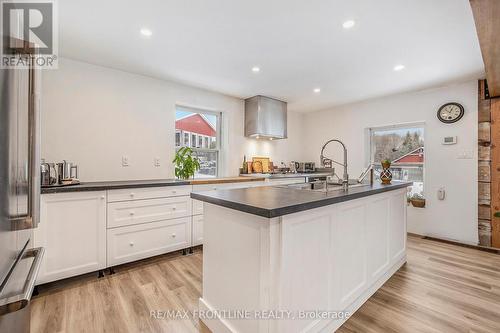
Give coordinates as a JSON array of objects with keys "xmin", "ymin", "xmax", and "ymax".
[{"xmin": 59, "ymin": 0, "xmax": 484, "ymax": 112}]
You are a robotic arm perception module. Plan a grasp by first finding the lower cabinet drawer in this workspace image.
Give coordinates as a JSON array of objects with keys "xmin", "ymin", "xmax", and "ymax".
[
  {"xmin": 107, "ymin": 185, "xmax": 192, "ymax": 202},
  {"xmin": 107, "ymin": 217, "xmax": 192, "ymax": 266},
  {"xmin": 107, "ymin": 196, "xmax": 191, "ymax": 228},
  {"xmin": 192, "ymin": 215, "xmax": 204, "ymax": 246}
]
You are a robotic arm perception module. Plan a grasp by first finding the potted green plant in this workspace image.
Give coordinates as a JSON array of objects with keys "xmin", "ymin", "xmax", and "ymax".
[
  {"xmin": 172, "ymin": 147, "xmax": 200, "ymax": 180},
  {"xmin": 410, "ymin": 193, "xmax": 426, "ymax": 208},
  {"xmin": 381, "ymin": 159, "xmax": 391, "ymax": 169}
]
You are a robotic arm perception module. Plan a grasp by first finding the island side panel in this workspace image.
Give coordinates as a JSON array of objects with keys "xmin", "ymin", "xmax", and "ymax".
[
  {"xmin": 200, "ymin": 203, "xmax": 278, "ymax": 333},
  {"xmin": 278, "ymin": 188, "xmax": 407, "ymax": 333}
]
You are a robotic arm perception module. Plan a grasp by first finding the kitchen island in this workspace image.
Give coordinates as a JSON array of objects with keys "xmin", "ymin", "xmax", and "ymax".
[{"xmin": 191, "ymin": 181, "xmax": 411, "ymax": 333}]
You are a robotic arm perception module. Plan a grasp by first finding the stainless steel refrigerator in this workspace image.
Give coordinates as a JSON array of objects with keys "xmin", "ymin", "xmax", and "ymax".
[{"xmin": 0, "ymin": 52, "xmax": 44, "ymax": 332}]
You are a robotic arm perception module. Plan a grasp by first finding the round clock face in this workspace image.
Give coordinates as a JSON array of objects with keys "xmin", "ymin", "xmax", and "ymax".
[{"xmin": 437, "ymin": 103, "xmax": 464, "ymax": 124}]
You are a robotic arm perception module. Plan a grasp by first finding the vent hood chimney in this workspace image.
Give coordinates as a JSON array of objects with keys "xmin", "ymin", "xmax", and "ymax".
[{"xmin": 244, "ymin": 95, "xmax": 287, "ymax": 140}]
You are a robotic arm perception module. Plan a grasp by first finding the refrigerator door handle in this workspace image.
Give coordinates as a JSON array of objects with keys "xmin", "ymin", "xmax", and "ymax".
[
  {"xmin": 13, "ymin": 58, "xmax": 41, "ymax": 230},
  {"xmin": 0, "ymin": 247, "xmax": 44, "ymax": 315},
  {"xmin": 27, "ymin": 63, "xmax": 41, "ymax": 229}
]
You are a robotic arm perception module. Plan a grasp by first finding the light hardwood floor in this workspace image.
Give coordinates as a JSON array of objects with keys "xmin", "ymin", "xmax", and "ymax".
[{"xmin": 31, "ymin": 235, "xmax": 500, "ymax": 333}]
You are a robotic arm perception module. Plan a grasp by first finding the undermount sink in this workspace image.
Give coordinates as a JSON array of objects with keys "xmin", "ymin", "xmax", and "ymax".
[
  {"xmin": 310, "ymin": 183, "xmax": 371, "ymax": 192},
  {"xmin": 282, "ymin": 181, "xmax": 371, "ymax": 193}
]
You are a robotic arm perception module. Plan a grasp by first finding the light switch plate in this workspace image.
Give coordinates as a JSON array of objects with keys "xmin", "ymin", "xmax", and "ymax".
[
  {"xmin": 154, "ymin": 157, "xmax": 161, "ymax": 167},
  {"xmin": 457, "ymin": 150, "xmax": 473, "ymax": 159}
]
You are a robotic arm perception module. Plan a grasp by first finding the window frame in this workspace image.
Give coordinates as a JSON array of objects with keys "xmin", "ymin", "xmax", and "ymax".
[
  {"xmin": 175, "ymin": 105, "xmax": 222, "ymax": 178},
  {"xmin": 367, "ymin": 122, "xmax": 425, "ymax": 196}
]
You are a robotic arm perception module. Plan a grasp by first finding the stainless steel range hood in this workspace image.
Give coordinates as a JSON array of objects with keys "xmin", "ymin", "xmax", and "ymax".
[{"xmin": 245, "ymin": 95, "xmax": 287, "ymax": 140}]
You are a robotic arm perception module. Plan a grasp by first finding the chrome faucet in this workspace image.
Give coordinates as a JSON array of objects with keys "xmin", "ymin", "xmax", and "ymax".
[{"xmin": 320, "ymin": 139, "xmax": 349, "ymax": 191}]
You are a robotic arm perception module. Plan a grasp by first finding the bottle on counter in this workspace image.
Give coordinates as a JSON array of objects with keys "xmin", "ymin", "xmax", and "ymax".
[{"xmin": 242, "ymin": 155, "xmax": 248, "ymax": 174}]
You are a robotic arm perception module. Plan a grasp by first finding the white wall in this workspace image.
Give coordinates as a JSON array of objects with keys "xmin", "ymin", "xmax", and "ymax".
[
  {"xmin": 42, "ymin": 58, "xmax": 478, "ymax": 244},
  {"xmin": 302, "ymin": 81, "xmax": 478, "ymax": 245},
  {"xmin": 41, "ymin": 58, "xmax": 304, "ymax": 181}
]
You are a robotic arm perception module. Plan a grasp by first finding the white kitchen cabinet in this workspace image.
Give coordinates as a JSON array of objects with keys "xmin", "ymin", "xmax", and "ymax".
[
  {"xmin": 192, "ymin": 215, "xmax": 204, "ymax": 246},
  {"xmin": 107, "ymin": 217, "xmax": 191, "ymax": 266},
  {"xmin": 34, "ymin": 191, "xmax": 107, "ymax": 284},
  {"xmin": 107, "ymin": 196, "xmax": 191, "ymax": 228},
  {"xmin": 107, "ymin": 185, "xmax": 192, "ymax": 202}
]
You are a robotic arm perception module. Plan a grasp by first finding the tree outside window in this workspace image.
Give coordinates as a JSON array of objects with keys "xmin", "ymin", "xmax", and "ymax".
[{"xmin": 370, "ymin": 125, "xmax": 424, "ymax": 196}]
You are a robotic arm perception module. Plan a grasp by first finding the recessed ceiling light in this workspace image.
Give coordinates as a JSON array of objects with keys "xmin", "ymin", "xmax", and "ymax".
[
  {"xmin": 342, "ymin": 20, "xmax": 356, "ymax": 29},
  {"xmin": 393, "ymin": 64, "xmax": 405, "ymax": 71},
  {"xmin": 140, "ymin": 28, "xmax": 152, "ymax": 37},
  {"xmin": 252, "ymin": 66, "xmax": 260, "ymax": 73},
  {"xmin": 314, "ymin": 88, "xmax": 321, "ymax": 93}
]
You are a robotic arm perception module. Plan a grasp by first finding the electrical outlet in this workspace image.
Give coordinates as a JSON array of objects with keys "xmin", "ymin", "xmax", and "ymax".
[
  {"xmin": 154, "ymin": 157, "xmax": 161, "ymax": 167},
  {"xmin": 122, "ymin": 156, "xmax": 130, "ymax": 167}
]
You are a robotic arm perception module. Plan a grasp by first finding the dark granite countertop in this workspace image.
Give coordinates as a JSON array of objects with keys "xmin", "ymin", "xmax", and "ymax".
[
  {"xmin": 239, "ymin": 172, "xmax": 334, "ymax": 179},
  {"xmin": 190, "ymin": 181, "xmax": 412, "ymax": 218},
  {"xmin": 41, "ymin": 179, "xmax": 190, "ymax": 194}
]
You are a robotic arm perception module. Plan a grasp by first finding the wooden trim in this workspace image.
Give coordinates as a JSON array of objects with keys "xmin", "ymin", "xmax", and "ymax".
[
  {"xmin": 422, "ymin": 235, "xmax": 500, "ymax": 254},
  {"xmin": 470, "ymin": 0, "xmax": 500, "ymax": 97},
  {"xmin": 189, "ymin": 176, "xmax": 265, "ymax": 185}
]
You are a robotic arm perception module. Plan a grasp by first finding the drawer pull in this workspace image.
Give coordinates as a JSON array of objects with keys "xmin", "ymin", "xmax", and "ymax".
[
  {"xmin": 172, "ymin": 190, "xmax": 177, "ymax": 194},
  {"xmin": 129, "ymin": 242, "xmax": 134, "ymax": 247},
  {"xmin": 129, "ymin": 211, "xmax": 135, "ymax": 216},
  {"xmin": 130, "ymin": 192, "xmax": 135, "ymax": 197},
  {"xmin": 213, "ymin": 187, "xmax": 217, "ymax": 190},
  {"xmin": 172, "ymin": 207, "xmax": 176, "ymax": 211},
  {"xmin": 171, "ymin": 233, "xmax": 176, "ymax": 238},
  {"xmin": 100, "ymin": 195, "xmax": 105, "ymax": 200}
]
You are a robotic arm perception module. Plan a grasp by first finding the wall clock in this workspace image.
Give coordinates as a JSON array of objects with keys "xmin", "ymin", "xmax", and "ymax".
[{"xmin": 437, "ymin": 102, "xmax": 464, "ymax": 124}]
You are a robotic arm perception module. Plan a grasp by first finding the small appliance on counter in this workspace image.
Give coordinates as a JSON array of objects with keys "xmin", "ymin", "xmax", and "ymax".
[
  {"xmin": 41, "ymin": 160, "xmax": 80, "ymax": 187},
  {"xmin": 295, "ymin": 162, "xmax": 315, "ymax": 173}
]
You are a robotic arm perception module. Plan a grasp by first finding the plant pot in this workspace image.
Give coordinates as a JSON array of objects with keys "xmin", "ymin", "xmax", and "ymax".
[
  {"xmin": 380, "ymin": 161, "xmax": 392, "ymax": 184},
  {"xmin": 411, "ymin": 198, "xmax": 426, "ymax": 208}
]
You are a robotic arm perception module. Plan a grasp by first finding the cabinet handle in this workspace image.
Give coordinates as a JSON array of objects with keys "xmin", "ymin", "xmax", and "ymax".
[
  {"xmin": 171, "ymin": 233, "xmax": 176, "ymax": 238},
  {"xmin": 100, "ymin": 195, "xmax": 105, "ymax": 200},
  {"xmin": 129, "ymin": 242, "xmax": 134, "ymax": 246}
]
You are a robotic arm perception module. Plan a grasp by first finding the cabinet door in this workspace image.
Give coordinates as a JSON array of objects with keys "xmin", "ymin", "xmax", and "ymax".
[
  {"xmin": 192, "ymin": 215, "xmax": 204, "ymax": 246},
  {"xmin": 34, "ymin": 191, "xmax": 106, "ymax": 284}
]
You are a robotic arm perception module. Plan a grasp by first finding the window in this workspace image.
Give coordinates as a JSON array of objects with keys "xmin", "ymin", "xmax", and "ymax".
[
  {"xmin": 175, "ymin": 131, "xmax": 181, "ymax": 147},
  {"xmin": 191, "ymin": 134, "xmax": 196, "ymax": 148},
  {"xmin": 369, "ymin": 124, "xmax": 424, "ymax": 196},
  {"xmin": 175, "ymin": 106, "xmax": 221, "ymax": 178}
]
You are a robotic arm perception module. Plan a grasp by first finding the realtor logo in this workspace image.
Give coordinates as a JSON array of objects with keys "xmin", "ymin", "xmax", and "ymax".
[{"xmin": 1, "ymin": 0, "xmax": 58, "ymax": 68}]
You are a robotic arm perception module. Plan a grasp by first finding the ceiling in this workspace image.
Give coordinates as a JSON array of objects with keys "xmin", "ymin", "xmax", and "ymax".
[{"xmin": 59, "ymin": 0, "xmax": 484, "ymax": 112}]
